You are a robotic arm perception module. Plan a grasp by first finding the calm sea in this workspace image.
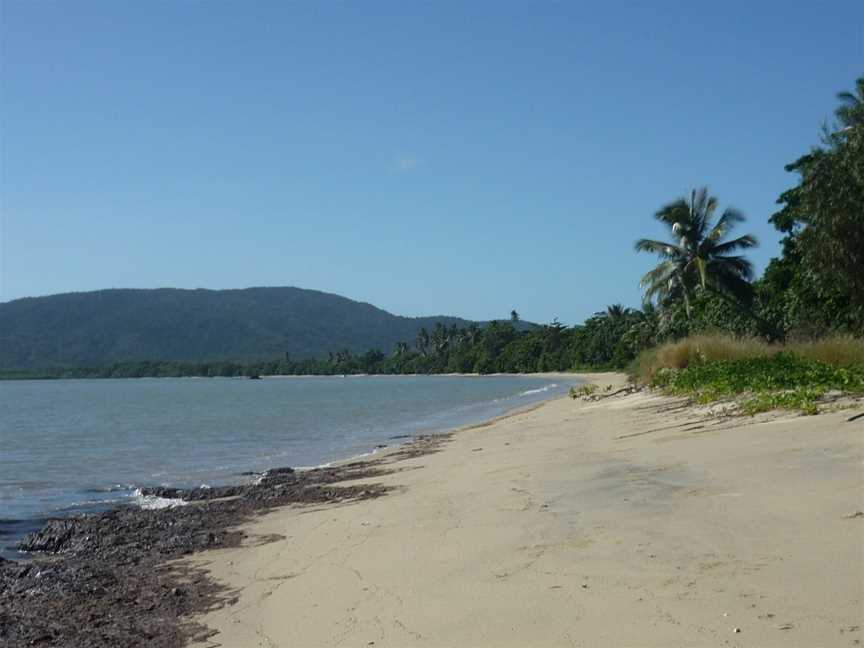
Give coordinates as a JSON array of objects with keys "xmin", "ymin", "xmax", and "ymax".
[{"xmin": 0, "ymin": 374, "xmax": 575, "ymax": 557}]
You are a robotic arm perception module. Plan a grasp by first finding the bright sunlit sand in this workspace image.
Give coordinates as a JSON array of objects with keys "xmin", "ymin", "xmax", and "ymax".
[{"xmin": 191, "ymin": 374, "xmax": 864, "ymax": 647}]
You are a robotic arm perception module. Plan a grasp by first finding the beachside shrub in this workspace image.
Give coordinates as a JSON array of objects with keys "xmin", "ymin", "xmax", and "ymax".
[
  {"xmin": 647, "ymin": 351, "xmax": 864, "ymax": 414},
  {"xmin": 569, "ymin": 383, "xmax": 598, "ymax": 399},
  {"xmin": 740, "ymin": 389, "xmax": 823, "ymax": 416}
]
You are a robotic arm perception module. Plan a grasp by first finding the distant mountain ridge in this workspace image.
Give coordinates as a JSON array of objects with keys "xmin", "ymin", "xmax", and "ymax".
[{"xmin": 0, "ymin": 287, "xmax": 520, "ymax": 371}]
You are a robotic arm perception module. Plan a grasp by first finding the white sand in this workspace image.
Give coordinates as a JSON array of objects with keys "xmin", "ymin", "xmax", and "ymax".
[{"xmin": 190, "ymin": 373, "xmax": 863, "ymax": 647}]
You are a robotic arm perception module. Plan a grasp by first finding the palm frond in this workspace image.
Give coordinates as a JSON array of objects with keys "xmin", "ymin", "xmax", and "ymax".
[
  {"xmin": 708, "ymin": 255, "xmax": 755, "ymax": 281},
  {"xmin": 837, "ymin": 91, "xmax": 861, "ymax": 107},
  {"xmin": 705, "ymin": 207, "xmax": 745, "ymax": 242},
  {"xmin": 639, "ymin": 261, "xmax": 677, "ymax": 287},
  {"xmin": 653, "ymin": 199, "xmax": 690, "ymax": 236},
  {"xmin": 709, "ymin": 234, "xmax": 758, "ymax": 255},
  {"xmin": 707, "ymin": 266, "xmax": 755, "ymax": 303},
  {"xmin": 634, "ymin": 238, "xmax": 684, "ymax": 257},
  {"xmin": 835, "ymin": 78, "xmax": 864, "ymax": 128}
]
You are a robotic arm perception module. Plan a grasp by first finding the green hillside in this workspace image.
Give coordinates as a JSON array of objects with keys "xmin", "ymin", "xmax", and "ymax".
[{"xmin": 0, "ymin": 287, "xmax": 490, "ymax": 370}]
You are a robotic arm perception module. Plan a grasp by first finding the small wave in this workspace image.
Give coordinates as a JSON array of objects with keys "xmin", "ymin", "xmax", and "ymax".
[
  {"xmin": 518, "ymin": 383, "xmax": 558, "ymax": 397},
  {"xmin": 293, "ymin": 462, "xmax": 327, "ymax": 472},
  {"xmin": 132, "ymin": 488, "xmax": 188, "ymax": 510},
  {"xmin": 67, "ymin": 497, "xmax": 133, "ymax": 509}
]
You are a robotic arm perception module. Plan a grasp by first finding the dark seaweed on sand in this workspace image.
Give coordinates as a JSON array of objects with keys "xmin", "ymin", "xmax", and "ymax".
[{"xmin": 0, "ymin": 435, "xmax": 449, "ymax": 648}]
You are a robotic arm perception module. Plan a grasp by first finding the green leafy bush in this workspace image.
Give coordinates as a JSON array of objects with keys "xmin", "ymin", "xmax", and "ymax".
[{"xmin": 649, "ymin": 353, "xmax": 864, "ymax": 414}]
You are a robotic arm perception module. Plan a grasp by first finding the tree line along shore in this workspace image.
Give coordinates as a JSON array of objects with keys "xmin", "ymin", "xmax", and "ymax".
[{"xmin": 4, "ymin": 77, "xmax": 863, "ymax": 414}]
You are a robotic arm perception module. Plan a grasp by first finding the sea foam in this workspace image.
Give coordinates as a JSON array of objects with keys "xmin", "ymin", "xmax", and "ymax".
[
  {"xmin": 518, "ymin": 383, "xmax": 557, "ymax": 397},
  {"xmin": 132, "ymin": 488, "xmax": 188, "ymax": 510}
]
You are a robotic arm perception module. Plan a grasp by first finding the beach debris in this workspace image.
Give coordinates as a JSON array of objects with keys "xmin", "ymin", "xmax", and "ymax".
[
  {"xmin": 846, "ymin": 411, "xmax": 864, "ymax": 422},
  {"xmin": 571, "ymin": 383, "xmax": 640, "ymax": 401},
  {"xmin": 733, "ymin": 627, "xmax": 742, "ymax": 633},
  {"xmin": 844, "ymin": 511, "xmax": 864, "ymax": 519},
  {"xmin": 778, "ymin": 623, "xmax": 794, "ymax": 630},
  {"xmin": 264, "ymin": 466, "xmax": 296, "ymax": 476},
  {"xmin": 2, "ymin": 446, "xmax": 416, "ymax": 648},
  {"xmin": 570, "ymin": 384, "xmax": 598, "ymax": 399}
]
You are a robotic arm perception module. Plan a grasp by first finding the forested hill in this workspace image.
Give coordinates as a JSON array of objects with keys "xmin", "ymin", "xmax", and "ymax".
[{"xmin": 0, "ymin": 287, "xmax": 501, "ymax": 371}]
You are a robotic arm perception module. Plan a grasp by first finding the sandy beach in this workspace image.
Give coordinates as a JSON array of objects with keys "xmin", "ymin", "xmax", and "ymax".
[{"xmin": 191, "ymin": 373, "xmax": 863, "ymax": 647}]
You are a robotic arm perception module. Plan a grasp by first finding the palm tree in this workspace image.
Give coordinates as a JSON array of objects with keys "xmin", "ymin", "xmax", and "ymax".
[
  {"xmin": 603, "ymin": 303, "xmax": 630, "ymax": 322},
  {"xmin": 464, "ymin": 323, "xmax": 481, "ymax": 347},
  {"xmin": 635, "ymin": 188, "xmax": 758, "ymax": 317},
  {"xmin": 415, "ymin": 327, "xmax": 430, "ymax": 356},
  {"xmin": 431, "ymin": 322, "xmax": 449, "ymax": 356},
  {"xmin": 836, "ymin": 77, "xmax": 864, "ymax": 129}
]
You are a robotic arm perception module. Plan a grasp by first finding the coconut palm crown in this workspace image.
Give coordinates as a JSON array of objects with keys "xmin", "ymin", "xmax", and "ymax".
[{"xmin": 635, "ymin": 188, "xmax": 758, "ymax": 315}]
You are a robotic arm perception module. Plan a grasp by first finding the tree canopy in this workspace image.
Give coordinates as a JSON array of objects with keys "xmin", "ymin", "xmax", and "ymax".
[{"xmin": 635, "ymin": 188, "xmax": 758, "ymax": 316}]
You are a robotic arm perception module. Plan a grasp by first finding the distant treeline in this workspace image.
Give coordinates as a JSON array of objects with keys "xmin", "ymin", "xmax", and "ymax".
[{"xmin": 0, "ymin": 315, "xmax": 647, "ymax": 379}]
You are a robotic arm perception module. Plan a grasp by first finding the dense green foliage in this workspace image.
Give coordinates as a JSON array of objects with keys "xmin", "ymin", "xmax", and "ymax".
[
  {"xmin": 650, "ymin": 353, "xmax": 864, "ymax": 414},
  {"xmin": 762, "ymin": 77, "xmax": 864, "ymax": 336},
  {"xmin": 633, "ymin": 77, "xmax": 863, "ymax": 343},
  {"xmin": 1, "ymin": 313, "xmax": 650, "ymax": 379}
]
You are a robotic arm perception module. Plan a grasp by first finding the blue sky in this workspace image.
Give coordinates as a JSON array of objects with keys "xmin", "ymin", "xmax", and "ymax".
[{"xmin": 1, "ymin": 1, "xmax": 862, "ymax": 324}]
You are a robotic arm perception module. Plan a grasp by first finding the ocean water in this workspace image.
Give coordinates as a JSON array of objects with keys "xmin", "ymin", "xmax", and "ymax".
[{"xmin": 0, "ymin": 374, "xmax": 575, "ymax": 557}]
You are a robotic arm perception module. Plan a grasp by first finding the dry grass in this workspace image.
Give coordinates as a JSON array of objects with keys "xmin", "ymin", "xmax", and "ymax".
[
  {"xmin": 791, "ymin": 335, "xmax": 864, "ymax": 366},
  {"xmin": 633, "ymin": 334, "xmax": 864, "ymax": 384},
  {"xmin": 634, "ymin": 334, "xmax": 768, "ymax": 384}
]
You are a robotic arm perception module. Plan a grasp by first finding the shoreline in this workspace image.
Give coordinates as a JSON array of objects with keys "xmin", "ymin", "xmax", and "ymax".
[
  {"xmin": 0, "ymin": 438, "xmax": 441, "ymax": 647},
  {"xmin": 0, "ymin": 370, "xmax": 590, "ymax": 381},
  {"xmin": 5, "ymin": 373, "xmax": 860, "ymax": 646},
  {"xmin": 299, "ymin": 371, "xmax": 594, "ymax": 470},
  {"xmin": 0, "ymin": 374, "xmax": 598, "ymax": 647},
  {"xmin": 1, "ymin": 373, "xmax": 578, "ymax": 558},
  {"xmin": 190, "ymin": 375, "xmax": 863, "ymax": 647}
]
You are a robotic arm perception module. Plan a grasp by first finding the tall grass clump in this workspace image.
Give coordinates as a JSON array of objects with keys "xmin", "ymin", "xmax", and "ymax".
[
  {"xmin": 633, "ymin": 334, "xmax": 771, "ymax": 384},
  {"xmin": 789, "ymin": 335, "xmax": 864, "ymax": 366}
]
